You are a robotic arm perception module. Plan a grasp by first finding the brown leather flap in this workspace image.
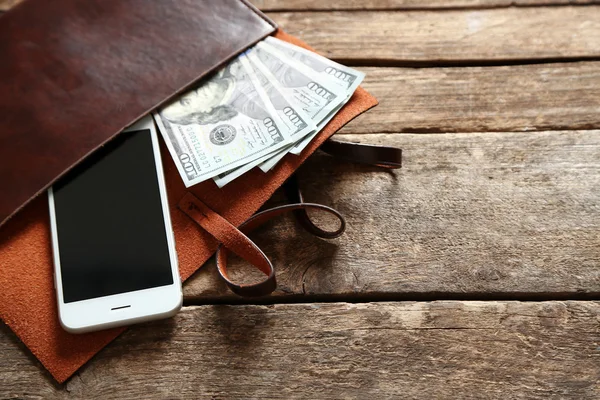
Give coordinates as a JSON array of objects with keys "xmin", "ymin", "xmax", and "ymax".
[{"xmin": 0, "ymin": 0, "xmax": 276, "ymax": 227}]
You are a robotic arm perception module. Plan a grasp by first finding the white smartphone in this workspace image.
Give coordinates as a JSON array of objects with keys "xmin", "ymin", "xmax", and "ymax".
[{"xmin": 48, "ymin": 116, "xmax": 182, "ymax": 334}]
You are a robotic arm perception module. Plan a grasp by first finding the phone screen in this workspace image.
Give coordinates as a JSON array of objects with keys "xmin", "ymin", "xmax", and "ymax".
[{"xmin": 53, "ymin": 129, "xmax": 174, "ymax": 303}]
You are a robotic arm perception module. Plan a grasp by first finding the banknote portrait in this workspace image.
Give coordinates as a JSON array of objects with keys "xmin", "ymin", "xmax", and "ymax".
[
  {"xmin": 160, "ymin": 68, "xmax": 238, "ymax": 125},
  {"xmin": 160, "ymin": 61, "xmax": 270, "ymax": 126}
]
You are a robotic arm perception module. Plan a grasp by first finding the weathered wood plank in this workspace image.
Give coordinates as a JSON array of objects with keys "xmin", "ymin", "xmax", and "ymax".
[
  {"xmin": 2, "ymin": 301, "xmax": 599, "ymax": 399},
  {"xmin": 342, "ymin": 63, "xmax": 600, "ymax": 133},
  {"xmin": 184, "ymin": 130, "xmax": 600, "ymax": 302},
  {"xmin": 253, "ymin": 0, "xmax": 600, "ymax": 10},
  {"xmin": 0, "ymin": 324, "xmax": 63, "ymax": 398},
  {"xmin": 267, "ymin": 7, "xmax": 600, "ymax": 63}
]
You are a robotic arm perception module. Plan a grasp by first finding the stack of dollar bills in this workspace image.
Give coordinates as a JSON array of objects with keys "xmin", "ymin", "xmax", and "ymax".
[{"xmin": 154, "ymin": 36, "xmax": 364, "ymax": 188}]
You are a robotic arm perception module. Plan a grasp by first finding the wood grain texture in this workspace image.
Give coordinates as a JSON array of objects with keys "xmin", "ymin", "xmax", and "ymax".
[
  {"xmin": 267, "ymin": 7, "xmax": 600, "ymax": 63},
  {"xmin": 2, "ymin": 301, "xmax": 599, "ymax": 399},
  {"xmin": 341, "ymin": 63, "xmax": 600, "ymax": 133},
  {"xmin": 253, "ymin": 0, "xmax": 600, "ymax": 10},
  {"xmin": 184, "ymin": 130, "xmax": 600, "ymax": 302}
]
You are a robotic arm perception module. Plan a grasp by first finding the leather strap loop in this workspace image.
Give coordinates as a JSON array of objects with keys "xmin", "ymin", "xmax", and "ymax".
[
  {"xmin": 321, "ymin": 138, "xmax": 402, "ymax": 169},
  {"xmin": 283, "ymin": 174, "xmax": 345, "ymax": 239},
  {"xmin": 216, "ymin": 202, "xmax": 344, "ymax": 296},
  {"xmin": 178, "ymin": 191, "xmax": 345, "ymax": 297}
]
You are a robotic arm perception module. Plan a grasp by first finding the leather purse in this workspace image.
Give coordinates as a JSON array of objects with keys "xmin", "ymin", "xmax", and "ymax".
[{"xmin": 0, "ymin": 0, "xmax": 398, "ymax": 382}]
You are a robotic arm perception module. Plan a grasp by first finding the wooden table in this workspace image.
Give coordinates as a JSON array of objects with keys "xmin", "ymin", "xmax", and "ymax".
[{"xmin": 1, "ymin": 1, "xmax": 599, "ymax": 398}]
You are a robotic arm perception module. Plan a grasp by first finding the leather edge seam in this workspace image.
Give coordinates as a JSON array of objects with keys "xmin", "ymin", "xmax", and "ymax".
[{"xmin": 238, "ymin": 0, "xmax": 278, "ymax": 29}]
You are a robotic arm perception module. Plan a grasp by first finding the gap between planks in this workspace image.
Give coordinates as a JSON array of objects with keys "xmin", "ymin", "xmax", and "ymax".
[
  {"xmin": 334, "ymin": 56, "xmax": 600, "ymax": 69},
  {"xmin": 182, "ymin": 292, "xmax": 600, "ymax": 307}
]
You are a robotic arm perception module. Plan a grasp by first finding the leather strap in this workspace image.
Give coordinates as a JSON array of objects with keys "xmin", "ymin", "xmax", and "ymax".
[
  {"xmin": 283, "ymin": 174, "xmax": 345, "ymax": 239},
  {"xmin": 321, "ymin": 138, "xmax": 402, "ymax": 169},
  {"xmin": 178, "ymin": 190, "xmax": 345, "ymax": 297},
  {"xmin": 179, "ymin": 140, "xmax": 402, "ymax": 297}
]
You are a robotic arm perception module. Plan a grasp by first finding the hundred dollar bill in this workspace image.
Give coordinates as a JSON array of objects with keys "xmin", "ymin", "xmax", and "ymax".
[
  {"xmin": 258, "ymin": 83, "xmax": 349, "ymax": 172},
  {"xmin": 264, "ymin": 36, "xmax": 365, "ymax": 94},
  {"xmin": 258, "ymin": 110, "xmax": 340, "ymax": 172},
  {"xmin": 249, "ymin": 43, "xmax": 350, "ymax": 171},
  {"xmin": 252, "ymin": 42, "xmax": 347, "ymax": 124},
  {"xmin": 213, "ymin": 53, "xmax": 315, "ymax": 187},
  {"xmin": 259, "ymin": 37, "xmax": 365, "ymax": 164},
  {"xmin": 213, "ymin": 143, "xmax": 292, "ymax": 187},
  {"xmin": 257, "ymin": 144, "xmax": 293, "ymax": 173},
  {"xmin": 154, "ymin": 57, "xmax": 293, "ymax": 187},
  {"xmin": 289, "ymin": 105, "xmax": 342, "ymax": 155},
  {"xmin": 246, "ymin": 51, "xmax": 317, "ymax": 140}
]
